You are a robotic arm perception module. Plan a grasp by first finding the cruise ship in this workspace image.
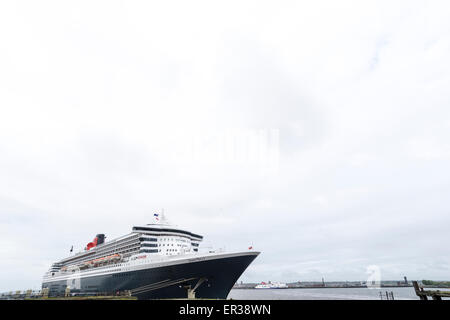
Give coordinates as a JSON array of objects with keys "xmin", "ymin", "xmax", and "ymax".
[{"xmin": 42, "ymin": 213, "xmax": 259, "ymax": 299}]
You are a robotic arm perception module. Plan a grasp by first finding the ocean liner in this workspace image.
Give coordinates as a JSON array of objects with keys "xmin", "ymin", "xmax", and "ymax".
[{"xmin": 42, "ymin": 213, "xmax": 259, "ymax": 299}]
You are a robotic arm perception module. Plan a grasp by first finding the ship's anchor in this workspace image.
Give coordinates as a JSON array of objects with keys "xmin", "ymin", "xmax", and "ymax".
[{"xmin": 183, "ymin": 277, "xmax": 208, "ymax": 299}]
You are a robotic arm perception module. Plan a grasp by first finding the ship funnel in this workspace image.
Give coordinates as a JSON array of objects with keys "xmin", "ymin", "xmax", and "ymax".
[{"xmin": 96, "ymin": 234, "xmax": 105, "ymax": 245}]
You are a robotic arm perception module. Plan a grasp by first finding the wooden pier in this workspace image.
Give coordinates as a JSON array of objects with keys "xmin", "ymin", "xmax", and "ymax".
[
  {"xmin": 0, "ymin": 289, "xmax": 137, "ymax": 300},
  {"xmin": 412, "ymin": 281, "xmax": 450, "ymax": 300}
]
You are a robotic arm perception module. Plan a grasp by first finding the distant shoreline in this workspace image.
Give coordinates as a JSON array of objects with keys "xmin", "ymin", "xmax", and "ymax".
[
  {"xmin": 233, "ymin": 285, "xmax": 413, "ymax": 289},
  {"xmin": 234, "ymin": 285, "xmax": 450, "ymax": 290}
]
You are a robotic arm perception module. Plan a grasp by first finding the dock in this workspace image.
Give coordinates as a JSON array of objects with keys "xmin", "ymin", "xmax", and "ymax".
[
  {"xmin": 0, "ymin": 288, "xmax": 137, "ymax": 300},
  {"xmin": 412, "ymin": 281, "xmax": 450, "ymax": 300}
]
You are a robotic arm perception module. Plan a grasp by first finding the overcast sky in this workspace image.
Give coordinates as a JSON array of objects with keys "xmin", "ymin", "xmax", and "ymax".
[{"xmin": 1, "ymin": 1, "xmax": 450, "ymax": 292}]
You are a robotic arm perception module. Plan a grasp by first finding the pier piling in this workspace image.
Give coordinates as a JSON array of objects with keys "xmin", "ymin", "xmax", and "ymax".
[{"xmin": 412, "ymin": 281, "xmax": 450, "ymax": 300}]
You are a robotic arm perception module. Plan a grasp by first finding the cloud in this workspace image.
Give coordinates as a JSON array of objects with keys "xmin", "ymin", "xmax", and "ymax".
[{"xmin": 1, "ymin": 1, "xmax": 450, "ymax": 291}]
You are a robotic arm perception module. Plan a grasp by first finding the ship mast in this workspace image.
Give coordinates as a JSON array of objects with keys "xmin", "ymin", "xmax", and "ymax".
[{"xmin": 160, "ymin": 208, "xmax": 168, "ymax": 224}]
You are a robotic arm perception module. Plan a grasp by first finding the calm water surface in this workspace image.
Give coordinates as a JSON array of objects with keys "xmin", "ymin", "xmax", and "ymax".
[{"xmin": 228, "ymin": 287, "xmax": 440, "ymax": 300}]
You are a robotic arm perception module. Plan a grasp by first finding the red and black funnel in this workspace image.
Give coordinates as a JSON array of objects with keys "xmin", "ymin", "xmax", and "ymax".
[{"xmin": 86, "ymin": 234, "xmax": 105, "ymax": 250}]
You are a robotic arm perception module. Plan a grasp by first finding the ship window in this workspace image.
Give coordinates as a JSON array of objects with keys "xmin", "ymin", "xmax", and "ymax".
[{"xmin": 141, "ymin": 243, "xmax": 157, "ymax": 248}]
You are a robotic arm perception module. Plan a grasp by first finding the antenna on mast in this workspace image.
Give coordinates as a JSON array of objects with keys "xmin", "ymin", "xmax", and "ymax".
[{"xmin": 160, "ymin": 208, "xmax": 166, "ymax": 224}]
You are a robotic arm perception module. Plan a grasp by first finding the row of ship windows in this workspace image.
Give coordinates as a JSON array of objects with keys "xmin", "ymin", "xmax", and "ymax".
[
  {"xmin": 139, "ymin": 248, "xmax": 198, "ymax": 254},
  {"xmin": 141, "ymin": 236, "xmax": 200, "ymax": 244},
  {"xmin": 135, "ymin": 227, "xmax": 202, "ymax": 240},
  {"xmin": 139, "ymin": 249, "xmax": 177, "ymax": 253},
  {"xmin": 140, "ymin": 244, "xmax": 196, "ymax": 249},
  {"xmin": 140, "ymin": 243, "xmax": 196, "ymax": 249},
  {"xmin": 139, "ymin": 237, "xmax": 157, "ymax": 242},
  {"xmin": 140, "ymin": 243, "xmax": 158, "ymax": 248}
]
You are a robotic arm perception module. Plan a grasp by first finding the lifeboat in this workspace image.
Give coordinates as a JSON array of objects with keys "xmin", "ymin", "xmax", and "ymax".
[
  {"xmin": 88, "ymin": 254, "xmax": 122, "ymax": 266},
  {"xmin": 78, "ymin": 254, "xmax": 123, "ymax": 269}
]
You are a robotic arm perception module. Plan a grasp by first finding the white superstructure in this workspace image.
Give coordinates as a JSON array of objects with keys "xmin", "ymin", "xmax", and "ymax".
[{"xmin": 43, "ymin": 213, "xmax": 202, "ymax": 279}]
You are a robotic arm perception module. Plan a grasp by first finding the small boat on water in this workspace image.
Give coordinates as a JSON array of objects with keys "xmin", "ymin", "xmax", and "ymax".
[{"xmin": 255, "ymin": 281, "xmax": 288, "ymax": 289}]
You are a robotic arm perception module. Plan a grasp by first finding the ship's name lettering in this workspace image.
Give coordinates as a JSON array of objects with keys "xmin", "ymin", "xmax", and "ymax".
[{"xmin": 132, "ymin": 255, "xmax": 147, "ymax": 260}]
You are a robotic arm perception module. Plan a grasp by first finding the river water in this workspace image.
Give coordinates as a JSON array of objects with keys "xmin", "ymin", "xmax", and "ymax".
[{"xmin": 228, "ymin": 287, "xmax": 449, "ymax": 300}]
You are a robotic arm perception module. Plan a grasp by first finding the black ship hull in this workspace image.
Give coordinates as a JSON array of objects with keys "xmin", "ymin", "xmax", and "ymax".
[{"xmin": 42, "ymin": 252, "xmax": 258, "ymax": 299}]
